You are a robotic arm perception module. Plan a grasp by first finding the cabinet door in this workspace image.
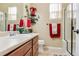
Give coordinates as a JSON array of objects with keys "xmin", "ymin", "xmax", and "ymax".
[
  {"xmin": 25, "ymin": 48, "xmax": 32, "ymax": 56},
  {"xmin": 33, "ymin": 42, "xmax": 38, "ymax": 56},
  {"xmin": 32, "ymin": 36, "xmax": 38, "ymax": 56},
  {"xmin": 33, "ymin": 36, "xmax": 38, "ymax": 45},
  {"xmin": 8, "ymin": 40, "xmax": 32, "ymax": 56}
]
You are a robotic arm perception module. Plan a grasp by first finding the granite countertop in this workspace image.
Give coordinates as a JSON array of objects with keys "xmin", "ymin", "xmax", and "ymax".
[{"xmin": 0, "ymin": 33, "xmax": 39, "ymax": 56}]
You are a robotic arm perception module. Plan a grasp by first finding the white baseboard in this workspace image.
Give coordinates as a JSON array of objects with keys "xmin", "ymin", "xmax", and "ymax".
[{"xmin": 46, "ymin": 46, "xmax": 62, "ymax": 49}]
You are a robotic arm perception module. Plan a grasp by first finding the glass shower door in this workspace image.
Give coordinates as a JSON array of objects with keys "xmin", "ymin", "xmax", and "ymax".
[
  {"xmin": 64, "ymin": 3, "xmax": 77, "ymax": 56},
  {"xmin": 64, "ymin": 4, "xmax": 72, "ymax": 55}
]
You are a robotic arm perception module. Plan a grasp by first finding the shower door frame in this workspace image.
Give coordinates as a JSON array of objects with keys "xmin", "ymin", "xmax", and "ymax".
[{"xmin": 64, "ymin": 3, "xmax": 74, "ymax": 56}]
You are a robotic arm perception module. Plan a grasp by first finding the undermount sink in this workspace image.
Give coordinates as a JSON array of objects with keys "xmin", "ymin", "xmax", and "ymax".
[
  {"xmin": 0, "ymin": 36, "xmax": 24, "ymax": 51},
  {"xmin": 0, "ymin": 33, "xmax": 38, "ymax": 52},
  {"xmin": 0, "ymin": 38, "xmax": 17, "ymax": 51}
]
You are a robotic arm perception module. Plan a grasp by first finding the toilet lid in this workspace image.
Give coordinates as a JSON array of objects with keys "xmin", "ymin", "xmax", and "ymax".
[{"xmin": 38, "ymin": 40, "xmax": 45, "ymax": 44}]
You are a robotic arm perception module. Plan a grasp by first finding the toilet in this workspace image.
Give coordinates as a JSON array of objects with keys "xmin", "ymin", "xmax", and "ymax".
[{"xmin": 38, "ymin": 40, "xmax": 45, "ymax": 52}]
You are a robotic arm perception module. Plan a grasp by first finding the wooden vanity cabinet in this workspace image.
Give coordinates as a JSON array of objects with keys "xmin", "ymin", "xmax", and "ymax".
[
  {"xmin": 32, "ymin": 36, "xmax": 38, "ymax": 56},
  {"xmin": 5, "ymin": 35, "xmax": 38, "ymax": 56},
  {"xmin": 25, "ymin": 48, "xmax": 32, "ymax": 56},
  {"xmin": 7, "ymin": 40, "xmax": 32, "ymax": 56}
]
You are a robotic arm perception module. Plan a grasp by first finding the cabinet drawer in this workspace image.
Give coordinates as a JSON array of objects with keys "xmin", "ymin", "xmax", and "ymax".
[
  {"xmin": 25, "ymin": 48, "xmax": 32, "ymax": 56},
  {"xmin": 33, "ymin": 42, "xmax": 38, "ymax": 56},
  {"xmin": 33, "ymin": 47, "xmax": 38, "ymax": 56},
  {"xmin": 33, "ymin": 36, "xmax": 38, "ymax": 45},
  {"xmin": 8, "ymin": 40, "xmax": 32, "ymax": 56},
  {"xmin": 35, "ymin": 50, "xmax": 38, "ymax": 56}
]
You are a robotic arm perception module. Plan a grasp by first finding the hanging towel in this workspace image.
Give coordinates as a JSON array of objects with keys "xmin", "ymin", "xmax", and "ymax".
[
  {"xmin": 13, "ymin": 24, "xmax": 16, "ymax": 31},
  {"xmin": 52, "ymin": 23, "xmax": 57, "ymax": 34},
  {"xmin": 19, "ymin": 19, "xmax": 24, "ymax": 27},
  {"xmin": 49, "ymin": 24, "xmax": 55, "ymax": 38},
  {"xmin": 27, "ymin": 18, "xmax": 31, "ymax": 27},
  {"xmin": 57, "ymin": 24, "xmax": 61, "ymax": 38},
  {"xmin": 49, "ymin": 23, "xmax": 61, "ymax": 38},
  {"xmin": 7, "ymin": 24, "xmax": 10, "ymax": 31}
]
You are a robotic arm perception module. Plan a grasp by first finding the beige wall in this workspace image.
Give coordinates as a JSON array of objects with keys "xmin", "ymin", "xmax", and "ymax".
[
  {"xmin": 0, "ymin": 3, "xmax": 65, "ymax": 47},
  {"xmin": 29, "ymin": 3, "xmax": 63, "ymax": 47},
  {"xmin": 0, "ymin": 3, "xmax": 25, "ymax": 31},
  {"xmin": 0, "ymin": 3, "xmax": 24, "ymax": 20}
]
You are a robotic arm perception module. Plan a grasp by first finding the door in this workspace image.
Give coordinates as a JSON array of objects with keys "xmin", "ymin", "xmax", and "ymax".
[
  {"xmin": 74, "ymin": 3, "xmax": 79, "ymax": 56},
  {"xmin": 71, "ymin": 4, "xmax": 76, "ymax": 56}
]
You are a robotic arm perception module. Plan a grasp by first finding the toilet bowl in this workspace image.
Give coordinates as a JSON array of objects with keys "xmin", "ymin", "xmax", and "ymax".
[{"xmin": 38, "ymin": 40, "xmax": 45, "ymax": 52}]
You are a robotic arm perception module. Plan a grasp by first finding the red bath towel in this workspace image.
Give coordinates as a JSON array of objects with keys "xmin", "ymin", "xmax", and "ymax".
[
  {"xmin": 27, "ymin": 19, "xmax": 31, "ymax": 27},
  {"xmin": 13, "ymin": 24, "xmax": 16, "ymax": 31},
  {"xmin": 49, "ymin": 23, "xmax": 61, "ymax": 38},
  {"xmin": 7, "ymin": 24, "xmax": 10, "ymax": 31},
  {"xmin": 19, "ymin": 19, "xmax": 24, "ymax": 27}
]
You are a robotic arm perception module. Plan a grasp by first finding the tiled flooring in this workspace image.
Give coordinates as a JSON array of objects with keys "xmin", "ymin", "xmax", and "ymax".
[{"xmin": 38, "ymin": 46, "xmax": 71, "ymax": 56}]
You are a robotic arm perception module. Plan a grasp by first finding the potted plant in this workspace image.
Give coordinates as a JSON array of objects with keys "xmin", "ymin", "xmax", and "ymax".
[{"xmin": 25, "ymin": 5, "xmax": 39, "ymax": 25}]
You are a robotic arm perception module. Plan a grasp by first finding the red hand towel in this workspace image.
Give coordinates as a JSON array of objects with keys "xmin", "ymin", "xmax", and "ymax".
[
  {"xmin": 7, "ymin": 24, "xmax": 10, "ymax": 31},
  {"xmin": 13, "ymin": 24, "xmax": 16, "ymax": 31},
  {"xmin": 49, "ymin": 24, "xmax": 54, "ymax": 38},
  {"xmin": 27, "ymin": 19, "xmax": 31, "ymax": 27},
  {"xmin": 19, "ymin": 19, "xmax": 24, "ymax": 27},
  {"xmin": 49, "ymin": 23, "xmax": 61, "ymax": 38},
  {"xmin": 57, "ymin": 24, "xmax": 61, "ymax": 38}
]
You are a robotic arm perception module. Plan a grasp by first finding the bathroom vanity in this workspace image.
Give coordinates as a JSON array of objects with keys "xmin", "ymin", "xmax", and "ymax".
[{"xmin": 0, "ymin": 33, "xmax": 38, "ymax": 56}]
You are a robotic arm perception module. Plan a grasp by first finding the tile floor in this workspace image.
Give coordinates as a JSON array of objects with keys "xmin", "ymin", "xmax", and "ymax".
[{"xmin": 38, "ymin": 45, "xmax": 71, "ymax": 56}]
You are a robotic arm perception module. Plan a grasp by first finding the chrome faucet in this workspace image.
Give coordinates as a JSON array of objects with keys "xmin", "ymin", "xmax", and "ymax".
[
  {"xmin": 10, "ymin": 33, "xmax": 15, "ymax": 36},
  {"xmin": 9, "ymin": 31, "xmax": 15, "ymax": 36}
]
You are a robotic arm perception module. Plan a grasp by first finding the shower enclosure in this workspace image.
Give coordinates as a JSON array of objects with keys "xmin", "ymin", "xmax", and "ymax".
[{"xmin": 64, "ymin": 3, "xmax": 76, "ymax": 56}]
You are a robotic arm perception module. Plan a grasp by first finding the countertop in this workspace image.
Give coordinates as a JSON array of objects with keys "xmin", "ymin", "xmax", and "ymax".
[{"xmin": 0, "ymin": 33, "xmax": 39, "ymax": 56}]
